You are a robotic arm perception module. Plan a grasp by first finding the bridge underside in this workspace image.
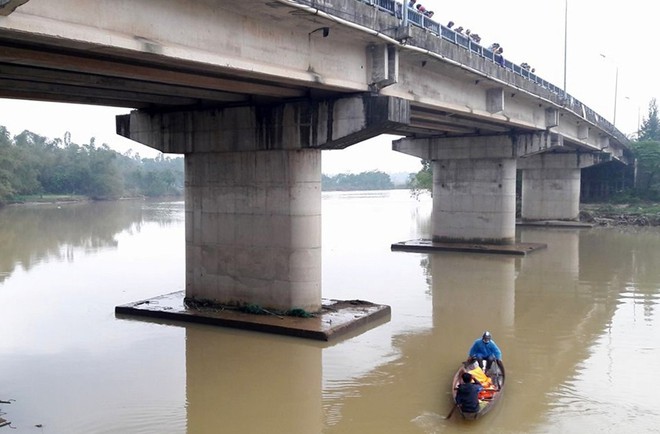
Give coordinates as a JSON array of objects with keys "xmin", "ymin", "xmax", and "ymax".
[{"xmin": 0, "ymin": 0, "xmax": 632, "ymax": 334}]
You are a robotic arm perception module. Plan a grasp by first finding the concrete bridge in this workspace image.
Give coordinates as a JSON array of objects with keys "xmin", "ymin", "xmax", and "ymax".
[{"xmin": 0, "ymin": 0, "xmax": 632, "ymax": 318}]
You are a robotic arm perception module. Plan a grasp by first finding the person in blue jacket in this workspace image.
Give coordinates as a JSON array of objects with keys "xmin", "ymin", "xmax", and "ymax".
[
  {"xmin": 468, "ymin": 331, "xmax": 502, "ymax": 373},
  {"xmin": 455, "ymin": 372, "xmax": 481, "ymax": 413}
]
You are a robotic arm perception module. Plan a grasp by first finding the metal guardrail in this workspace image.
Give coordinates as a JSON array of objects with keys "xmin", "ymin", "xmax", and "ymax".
[{"xmin": 352, "ymin": 0, "xmax": 621, "ymax": 137}]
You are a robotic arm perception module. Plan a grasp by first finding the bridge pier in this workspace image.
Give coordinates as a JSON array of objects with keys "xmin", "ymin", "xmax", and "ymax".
[
  {"xmin": 185, "ymin": 149, "xmax": 322, "ymax": 312},
  {"xmin": 394, "ymin": 135, "xmax": 518, "ymax": 245},
  {"xmin": 432, "ymin": 157, "xmax": 516, "ymax": 244},
  {"xmin": 518, "ymin": 153, "xmax": 597, "ymax": 222},
  {"xmin": 115, "ymin": 94, "xmax": 408, "ymax": 338}
]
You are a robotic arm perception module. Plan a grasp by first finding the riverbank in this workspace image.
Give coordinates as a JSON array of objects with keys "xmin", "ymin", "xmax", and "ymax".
[
  {"xmin": 6, "ymin": 194, "xmax": 89, "ymax": 206},
  {"xmin": 580, "ymin": 203, "xmax": 660, "ymax": 226},
  {"xmin": 4, "ymin": 194, "xmax": 184, "ymax": 207}
]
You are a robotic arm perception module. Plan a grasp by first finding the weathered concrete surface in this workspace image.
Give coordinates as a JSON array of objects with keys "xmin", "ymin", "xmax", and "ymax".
[
  {"xmin": 185, "ymin": 148, "xmax": 322, "ymax": 312},
  {"xmin": 115, "ymin": 291, "xmax": 391, "ymax": 341},
  {"xmin": 518, "ymin": 153, "xmax": 598, "ymax": 221},
  {"xmin": 118, "ymin": 95, "xmax": 410, "ymax": 152},
  {"xmin": 432, "ymin": 157, "xmax": 516, "ymax": 244},
  {"xmin": 393, "ymin": 133, "xmax": 564, "ymax": 161},
  {"xmin": 391, "ymin": 239, "xmax": 546, "ymax": 256}
]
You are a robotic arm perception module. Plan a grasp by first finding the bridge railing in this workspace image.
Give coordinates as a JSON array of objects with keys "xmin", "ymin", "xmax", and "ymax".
[{"xmin": 345, "ymin": 0, "xmax": 624, "ymax": 141}]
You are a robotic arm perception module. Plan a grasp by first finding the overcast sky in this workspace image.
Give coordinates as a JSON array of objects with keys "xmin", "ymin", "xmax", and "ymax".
[{"xmin": 0, "ymin": 0, "xmax": 656, "ymax": 174}]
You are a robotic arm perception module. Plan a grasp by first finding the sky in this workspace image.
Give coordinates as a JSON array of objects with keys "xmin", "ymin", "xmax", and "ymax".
[{"xmin": 0, "ymin": 0, "xmax": 657, "ymax": 175}]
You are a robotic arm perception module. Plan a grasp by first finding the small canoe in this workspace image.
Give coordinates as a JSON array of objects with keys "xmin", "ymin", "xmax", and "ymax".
[{"xmin": 450, "ymin": 359, "xmax": 505, "ymax": 420}]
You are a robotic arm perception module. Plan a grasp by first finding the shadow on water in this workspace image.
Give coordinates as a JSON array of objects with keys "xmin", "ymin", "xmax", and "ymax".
[{"xmin": 0, "ymin": 200, "xmax": 182, "ymax": 283}]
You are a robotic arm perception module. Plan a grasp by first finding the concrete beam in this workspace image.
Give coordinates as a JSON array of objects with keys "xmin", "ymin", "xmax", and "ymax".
[
  {"xmin": 117, "ymin": 94, "xmax": 410, "ymax": 153},
  {"xmin": 545, "ymin": 108, "xmax": 559, "ymax": 128},
  {"xmin": 578, "ymin": 124, "xmax": 590, "ymax": 141},
  {"xmin": 369, "ymin": 43, "xmax": 398, "ymax": 90},
  {"xmin": 517, "ymin": 152, "xmax": 599, "ymax": 170},
  {"xmin": 486, "ymin": 88, "xmax": 504, "ymax": 114},
  {"xmin": 392, "ymin": 131, "xmax": 563, "ymax": 160}
]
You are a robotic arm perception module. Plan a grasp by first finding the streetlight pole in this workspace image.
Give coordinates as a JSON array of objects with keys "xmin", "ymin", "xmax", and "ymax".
[
  {"xmin": 600, "ymin": 53, "xmax": 619, "ymax": 126},
  {"xmin": 563, "ymin": 0, "xmax": 568, "ymax": 94},
  {"xmin": 613, "ymin": 65, "xmax": 619, "ymax": 126}
]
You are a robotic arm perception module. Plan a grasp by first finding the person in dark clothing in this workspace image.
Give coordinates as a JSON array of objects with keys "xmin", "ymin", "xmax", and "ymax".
[{"xmin": 455, "ymin": 372, "xmax": 482, "ymax": 413}]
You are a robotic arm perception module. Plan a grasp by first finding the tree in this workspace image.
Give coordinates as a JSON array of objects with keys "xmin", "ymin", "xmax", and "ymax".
[
  {"xmin": 638, "ymin": 99, "xmax": 660, "ymax": 142},
  {"xmin": 0, "ymin": 126, "xmax": 15, "ymax": 203},
  {"xmin": 0, "ymin": 124, "xmax": 184, "ymax": 203},
  {"xmin": 321, "ymin": 171, "xmax": 394, "ymax": 191},
  {"xmin": 632, "ymin": 140, "xmax": 660, "ymax": 198},
  {"xmin": 408, "ymin": 159, "xmax": 432, "ymax": 198}
]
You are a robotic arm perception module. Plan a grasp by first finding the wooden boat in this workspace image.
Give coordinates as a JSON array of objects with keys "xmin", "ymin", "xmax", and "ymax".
[{"xmin": 449, "ymin": 359, "xmax": 505, "ymax": 420}]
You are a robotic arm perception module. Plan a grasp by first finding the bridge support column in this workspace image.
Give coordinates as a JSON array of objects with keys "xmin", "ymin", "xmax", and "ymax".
[
  {"xmin": 518, "ymin": 153, "xmax": 592, "ymax": 221},
  {"xmin": 118, "ymin": 94, "xmax": 409, "ymax": 316},
  {"xmin": 394, "ymin": 135, "xmax": 519, "ymax": 245},
  {"xmin": 186, "ymin": 149, "xmax": 321, "ymax": 312},
  {"xmin": 433, "ymin": 157, "xmax": 516, "ymax": 244}
]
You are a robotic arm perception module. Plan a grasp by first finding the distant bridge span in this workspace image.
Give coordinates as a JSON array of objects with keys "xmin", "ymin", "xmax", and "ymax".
[{"xmin": 0, "ymin": 0, "xmax": 633, "ymax": 316}]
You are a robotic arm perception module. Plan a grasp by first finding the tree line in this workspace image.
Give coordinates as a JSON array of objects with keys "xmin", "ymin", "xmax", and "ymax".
[
  {"xmin": 632, "ymin": 99, "xmax": 660, "ymax": 198},
  {"xmin": 0, "ymin": 126, "xmax": 409, "ymax": 206},
  {"xmin": 408, "ymin": 98, "xmax": 660, "ymax": 202},
  {"xmin": 322, "ymin": 171, "xmax": 394, "ymax": 191},
  {"xmin": 0, "ymin": 126, "xmax": 184, "ymax": 205}
]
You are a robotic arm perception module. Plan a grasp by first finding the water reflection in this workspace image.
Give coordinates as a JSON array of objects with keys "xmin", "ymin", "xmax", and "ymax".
[
  {"xmin": 580, "ymin": 227, "xmax": 660, "ymax": 316},
  {"xmin": 0, "ymin": 194, "xmax": 659, "ymax": 433},
  {"xmin": 540, "ymin": 228, "xmax": 660, "ymax": 433},
  {"xmin": 0, "ymin": 200, "xmax": 182, "ymax": 283},
  {"xmin": 185, "ymin": 327, "xmax": 322, "ymax": 434}
]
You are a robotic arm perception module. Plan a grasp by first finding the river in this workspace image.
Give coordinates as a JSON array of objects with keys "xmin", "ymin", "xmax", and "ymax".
[{"xmin": 0, "ymin": 190, "xmax": 658, "ymax": 433}]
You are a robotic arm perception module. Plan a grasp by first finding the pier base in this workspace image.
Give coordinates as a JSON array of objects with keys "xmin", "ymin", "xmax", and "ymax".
[
  {"xmin": 391, "ymin": 239, "xmax": 546, "ymax": 255},
  {"xmin": 115, "ymin": 291, "xmax": 390, "ymax": 341}
]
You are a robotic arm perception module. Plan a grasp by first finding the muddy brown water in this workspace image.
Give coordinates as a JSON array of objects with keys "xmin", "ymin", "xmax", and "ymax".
[{"xmin": 0, "ymin": 191, "xmax": 658, "ymax": 433}]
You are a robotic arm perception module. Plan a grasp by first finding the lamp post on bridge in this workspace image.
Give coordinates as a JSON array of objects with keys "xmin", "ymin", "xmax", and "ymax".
[
  {"xmin": 563, "ymin": 0, "xmax": 568, "ymax": 94},
  {"xmin": 600, "ymin": 53, "xmax": 619, "ymax": 127}
]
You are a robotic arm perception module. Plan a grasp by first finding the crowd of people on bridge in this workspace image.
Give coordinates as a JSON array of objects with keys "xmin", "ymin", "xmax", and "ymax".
[
  {"xmin": 407, "ymin": 0, "xmax": 434, "ymax": 18},
  {"xmin": 398, "ymin": 0, "xmax": 537, "ymax": 74}
]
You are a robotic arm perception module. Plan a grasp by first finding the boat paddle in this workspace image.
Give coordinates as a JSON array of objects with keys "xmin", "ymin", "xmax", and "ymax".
[{"xmin": 445, "ymin": 403, "xmax": 459, "ymax": 419}]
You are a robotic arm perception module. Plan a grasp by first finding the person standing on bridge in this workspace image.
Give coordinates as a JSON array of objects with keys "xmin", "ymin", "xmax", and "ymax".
[{"xmin": 468, "ymin": 331, "xmax": 502, "ymax": 373}]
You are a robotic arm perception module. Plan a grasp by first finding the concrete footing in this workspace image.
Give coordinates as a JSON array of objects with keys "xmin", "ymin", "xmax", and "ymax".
[
  {"xmin": 391, "ymin": 239, "xmax": 546, "ymax": 255},
  {"xmin": 115, "ymin": 291, "xmax": 391, "ymax": 341},
  {"xmin": 516, "ymin": 220, "xmax": 593, "ymax": 228}
]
